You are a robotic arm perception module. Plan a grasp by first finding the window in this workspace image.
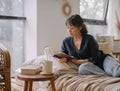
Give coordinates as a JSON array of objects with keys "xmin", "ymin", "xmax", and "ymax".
[
  {"xmin": 0, "ymin": 0, "xmax": 24, "ymax": 16},
  {"xmin": 80, "ymin": 0, "xmax": 109, "ymax": 25},
  {"xmin": 0, "ymin": 0, "xmax": 26, "ymax": 75}
]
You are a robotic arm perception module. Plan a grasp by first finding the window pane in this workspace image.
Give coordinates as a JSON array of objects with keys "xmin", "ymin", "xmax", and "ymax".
[
  {"xmin": 0, "ymin": 0, "xmax": 24, "ymax": 75},
  {"xmin": 0, "ymin": 20, "xmax": 24, "ymax": 74},
  {"xmin": 0, "ymin": 0, "xmax": 24, "ymax": 16},
  {"xmin": 80, "ymin": 0, "xmax": 108, "ymax": 20},
  {"xmin": 87, "ymin": 24, "xmax": 107, "ymax": 36}
]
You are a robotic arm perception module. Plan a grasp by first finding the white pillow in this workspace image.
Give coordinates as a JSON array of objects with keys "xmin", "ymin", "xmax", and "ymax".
[
  {"xmin": 16, "ymin": 47, "xmax": 78, "ymax": 76},
  {"xmin": 16, "ymin": 54, "xmax": 78, "ymax": 73}
]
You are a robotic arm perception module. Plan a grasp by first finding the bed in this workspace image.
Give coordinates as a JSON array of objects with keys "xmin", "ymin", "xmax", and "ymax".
[
  {"xmin": 11, "ymin": 51, "xmax": 120, "ymax": 91},
  {"xmin": 49, "ymin": 74, "xmax": 120, "ymax": 91}
]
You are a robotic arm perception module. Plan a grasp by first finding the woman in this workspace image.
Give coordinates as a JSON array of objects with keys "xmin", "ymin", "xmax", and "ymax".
[{"xmin": 59, "ymin": 14, "xmax": 120, "ymax": 77}]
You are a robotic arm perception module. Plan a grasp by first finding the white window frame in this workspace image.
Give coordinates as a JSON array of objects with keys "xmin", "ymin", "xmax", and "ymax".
[{"xmin": 80, "ymin": 0, "xmax": 109, "ymax": 25}]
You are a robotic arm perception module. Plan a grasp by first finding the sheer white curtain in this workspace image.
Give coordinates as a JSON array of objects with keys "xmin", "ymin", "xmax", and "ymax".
[{"xmin": 107, "ymin": 0, "xmax": 120, "ymax": 39}]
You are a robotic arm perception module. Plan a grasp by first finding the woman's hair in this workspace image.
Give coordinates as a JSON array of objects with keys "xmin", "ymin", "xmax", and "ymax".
[{"xmin": 65, "ymin": 14, "xmax": 88, "ymax": 35}]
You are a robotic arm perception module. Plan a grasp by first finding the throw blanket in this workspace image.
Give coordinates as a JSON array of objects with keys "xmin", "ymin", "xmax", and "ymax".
[{"xmin": 48, "ymin": 74, "xmax": 120, "ymax": 91}]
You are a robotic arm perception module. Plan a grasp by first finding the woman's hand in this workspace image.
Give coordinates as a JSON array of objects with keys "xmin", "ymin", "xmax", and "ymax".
[
  {"xmin": 59, "ymin": 58, "xmax": 67, "ymax": 63},
  {"xmin": 71, "ymin": 59, "xmax": 88, "ymax": 65}
]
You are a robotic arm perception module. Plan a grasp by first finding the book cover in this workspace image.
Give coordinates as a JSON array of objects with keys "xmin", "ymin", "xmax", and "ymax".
[{"xmin": 53, "ymin": 52, "xmax": 74, "ymax": 60}]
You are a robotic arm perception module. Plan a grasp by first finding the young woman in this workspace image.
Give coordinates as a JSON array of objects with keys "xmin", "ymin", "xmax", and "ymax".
[{"xmin": 59, "ymin": 14, "xmax": 120, "ymax": 77}]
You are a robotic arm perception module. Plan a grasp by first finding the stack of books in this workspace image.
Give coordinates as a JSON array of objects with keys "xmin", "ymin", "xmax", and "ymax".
[{"xmin": 20, "ymin": 66, "xmax": 41, "ymax": 75}]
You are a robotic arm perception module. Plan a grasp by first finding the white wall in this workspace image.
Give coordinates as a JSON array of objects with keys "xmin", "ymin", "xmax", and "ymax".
[
  {"xmin": 24, "ymin": 0, "xmax": 80, "ymax": 60},
  {"xmin": 37, "ymin": 0, "xmax": 80, "ymax": 55},
  {"xmin": 24, "ymin": 0, "xmax": 37, "ymax": 60},
  {"xmin": 25, "ymin": 0, "xmax": 120, "ymax": 60}
]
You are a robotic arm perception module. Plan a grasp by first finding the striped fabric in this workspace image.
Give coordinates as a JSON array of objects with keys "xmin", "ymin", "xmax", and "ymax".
[{"xmin": 48, "ymin": 74, "xmax": 120, "ymax": 91}]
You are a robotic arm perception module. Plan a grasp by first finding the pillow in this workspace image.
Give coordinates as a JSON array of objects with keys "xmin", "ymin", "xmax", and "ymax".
[
  {"xmin": 16, "ymin": 47, "xmax": 78, "ymax": 77},
  {"xmin": 98, "ymin": 42, "xmax": 113, "ymax": 55},
  {"xmin": 16, "ymin": 54, "xmax": 78, "ymax": 73}
]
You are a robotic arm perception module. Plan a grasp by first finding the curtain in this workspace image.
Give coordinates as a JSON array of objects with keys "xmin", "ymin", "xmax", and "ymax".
[{"xmin": 107, "ymin": 0, "xmax": 120, "ymax": 39}]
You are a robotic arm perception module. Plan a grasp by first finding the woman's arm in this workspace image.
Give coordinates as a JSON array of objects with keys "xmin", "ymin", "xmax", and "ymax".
[
  {"xmin": 70, "ymin": 59, "xmax": 88, "ymax": 65},
  {"xmin": 59, "ymin": 58, "xmax": 88, "ymax": 65},
  {"xmin": 59, "ymin": 58, "xmax": 67, "ymax": 63}
]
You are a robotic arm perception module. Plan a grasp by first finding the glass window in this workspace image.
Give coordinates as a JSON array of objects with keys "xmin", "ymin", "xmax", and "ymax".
[
  {"xmin": 0, "ymin": 0, "xmax": 25, "ymax": 75},
  {"xmin": 0, "ymin": 0, "xmax": 24, "ymax": 16},
  {"xmin": 0, "ymin": 20, "xmax": 25, "ymax": 74},
  {"xmin": 80, "ymin": 0, "xmax": 109, "ymax": 25}
]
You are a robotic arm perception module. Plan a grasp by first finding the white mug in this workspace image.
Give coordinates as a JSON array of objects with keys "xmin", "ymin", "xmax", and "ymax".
[{"xmin": 40, "ymin": 60, "xmax": 52, "ymax": 74}]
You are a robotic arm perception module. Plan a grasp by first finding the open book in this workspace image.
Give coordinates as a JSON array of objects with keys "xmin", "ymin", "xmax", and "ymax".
[{"xmin": 53, "ymin": 52, "xmax": 74, "ymax": 60}]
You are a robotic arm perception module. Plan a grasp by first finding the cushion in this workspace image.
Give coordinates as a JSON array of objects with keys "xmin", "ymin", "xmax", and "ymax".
[
  {"xmin": 15, "ymin": 47, "xmax": 78, "ymax": 77},
  {"xmin": 21, "ymin": 55, "xmax": 78, "ymax": 72},
  {"xmin": 98, "ymin": 42, "xmax": 112, "ymax": 55},
  {"xmin": 16, "ymin": 53, "xmax": 78, "ymax": 75}
]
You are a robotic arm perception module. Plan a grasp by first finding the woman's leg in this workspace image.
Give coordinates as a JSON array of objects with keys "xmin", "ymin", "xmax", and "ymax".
[
  {"xmin": 103, "ymin": 56, "xmax": 120, "ymax": 77},
  {"xmin": 78, "ymin": 62, "xmax": 105, "ymax": 75}
]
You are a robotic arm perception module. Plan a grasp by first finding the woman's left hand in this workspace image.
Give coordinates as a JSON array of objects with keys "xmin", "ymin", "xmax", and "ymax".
[
  {"xmin": 71, "ymin": 59, "xmax": 88, "ymax": 65},
  {"xmin": 59, "ymin": 58, "xmax": 67, "ymax": 63}
]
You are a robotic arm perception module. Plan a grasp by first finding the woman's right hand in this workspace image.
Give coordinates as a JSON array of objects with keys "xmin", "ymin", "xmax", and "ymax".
[
  {"xmin": 70, "ymin": 59, "xmax": 88, "ymax": 65},
  {"xmin": 59, "ymin": 58, "xmax": 67, "ymax": 63}
]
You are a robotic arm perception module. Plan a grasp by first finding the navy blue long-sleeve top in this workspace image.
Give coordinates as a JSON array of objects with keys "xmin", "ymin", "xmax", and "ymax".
[{"xmin": 61, "ymin": 34, "xmax": 108, "ymax": 69}]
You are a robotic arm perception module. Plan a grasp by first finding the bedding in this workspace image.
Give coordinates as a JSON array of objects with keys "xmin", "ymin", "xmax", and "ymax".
[
  {"xmin": 12, "ymin": 72, "xmax": 120, "ymax": 91},
  {"xmin": 48, "ymin": 74, "xmax": 120, "ymax": 91},
  {"xmin": 12, "ymin": 49, "xmax": 120, "ymax": 91},
  {"xmin": 17, "ymin": 55, "xmax": 78, "ymax": 74}
]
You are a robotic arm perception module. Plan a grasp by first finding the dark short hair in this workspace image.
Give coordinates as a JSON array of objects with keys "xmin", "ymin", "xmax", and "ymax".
[{"xmin": 65, "ymin": 14, "xmax": 88, "ymax": 35}]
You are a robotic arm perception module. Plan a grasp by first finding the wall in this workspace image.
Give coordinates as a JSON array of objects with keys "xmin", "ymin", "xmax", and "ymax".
[
  {"xmin": 37, "ymin": 0, "xmax": 80, "ymax": 55},
  {"xmin": 24, "ymin": 0, "xmax": 120, "ymax": 61},
  {"xmin": 24, "ymin": 0, "xmax": 80, "ymax": 60}
]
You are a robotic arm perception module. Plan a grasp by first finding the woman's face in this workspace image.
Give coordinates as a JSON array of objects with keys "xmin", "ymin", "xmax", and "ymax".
[{"xmin": 66, "ymin": 23, "xmax": 81, "ymax": 36}]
